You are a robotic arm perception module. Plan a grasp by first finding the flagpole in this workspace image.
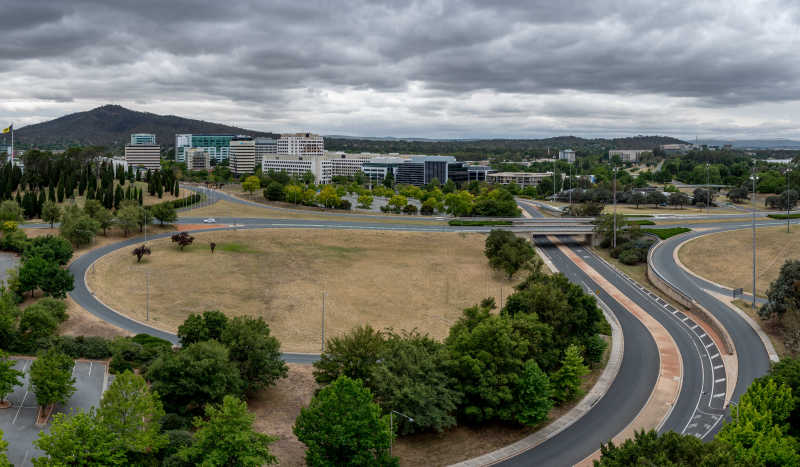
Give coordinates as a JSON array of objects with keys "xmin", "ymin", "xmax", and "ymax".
[{"xmin": 10, "ymin": 124, "xmax": 13, "ymax": 165}]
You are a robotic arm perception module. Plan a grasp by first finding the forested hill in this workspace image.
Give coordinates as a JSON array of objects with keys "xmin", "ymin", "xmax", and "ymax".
[
  {"xmin": 6, "ymin": 105, "xmax": 277, "ymax": 151},
  {"xmin": 325, "ymin": 135, "xmax": 689, "ymax": 160}
]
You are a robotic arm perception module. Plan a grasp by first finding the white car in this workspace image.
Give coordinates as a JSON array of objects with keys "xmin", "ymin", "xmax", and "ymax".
[{"xmin": 203, "ymin": 218, "xmax": 216, "ymax": 224}]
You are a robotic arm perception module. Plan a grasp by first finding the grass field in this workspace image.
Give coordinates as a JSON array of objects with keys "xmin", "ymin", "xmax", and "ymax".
[
  {"xmin": 679, "ymin": 225, "xmax": 800, "ymax": 296},
  {"xmin": 86, "ymin": 229, "xmax": 512, "ymax": 352}
]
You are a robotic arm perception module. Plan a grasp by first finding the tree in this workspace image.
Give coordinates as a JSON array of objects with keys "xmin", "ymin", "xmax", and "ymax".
[
  {"xmin": 60, "ymin": 206, "xmax": 99, "ymax": 247},
  {"xmin": 646, "ymin": 190, "xmax": 667, "ymax": 207},
  {"xmin": 387, "ymin": 194, "xmax": 407, "ymax": 212},
  {"xmin": 383, "ymin": 171, "xmax": 394, "ymax": 188},
  {"xmin": 515, "ymin": 359, "xmax": 553, "ymax": 425},
  {"xmin": 151, "ymin": 203, "xmax": 177, "ymax": 225},
  {"xmin": 114, "ymin": 184, "xmax": 124, "ymax": 210},
  {"xmin": 0, "ymin": 429, "xmax": 9, "ymax": 467},
  {"xmin": 313, "ymin": 325, "xmax": 386, "ymax": 385},
  {"xmin": 764, "ymin": 356, "xmax": 800, "ymax": 436},
  {"xmin": 294, "ymin": 376, "xmax": 396, "ymax": 466},
  {"xmin": 316, "ymin": 185, "xmax": 340, "ymax": 208},
  {"xmin": 264, "ymin": 181, "xmax": 284, "ymax": 201},
  {"xmin": 29, "ymin": 348, "xmax": 75, "ymax": 414},
  {"xmin": 171, "ymin": 232, "xmax": 194, "ymax": 250},
  {"xmin": 242, "ymin": 175, "xmax": 262, "ymax": 197},
  {"xmin": 115, "ymin": 205, "xmax": 139, "ymax": 236},
  {"xmin": 357, "ymin": 193, "xmax": 374, "ymax": 209},
  {"xmin": 32, "ymin": 410, "xmax": 127, "ymax": 466},
  {"xmin": 22, "ymin": 235, "xmax": 73, "ymax": 265},
  {"xmin": 669, "ymin": 191, "xmax": 689, "ymax": 208},
  {"xmin": 728, "ymin": 186, "xmax": 749, "ymax": 204},
  {"xmin": 83, "ymin": 199, "xmax": 103, "ymax": 218},
  {"xmin": 551, "ymin": 344, "xmax": 589, "ymax": 403},
  {"xmin": 693, "ymin": 187, "xmax": 714, "ymax": 207},
  {"xmin": 132, "ymin": 244, "xmax": 151, "ymax": 263},
  {"xmin": 369, "ymin": 332, "xmax": 461, "ymax": 434},
  {"xmin": 0, "ymin": 351, "xmax": 23, "ymax": 408},
  {"xmin": 596, "ymin": 430, "xmax": 733, "ymax": 466},
  {"xmin": 285, "ymin": 184, "xmax": 303, "ymax": 204},
  {"xmin": 147, "ymin": 340, "xmax": 243, "ymax": 413},
  {"xmin": 220, "ymin": 316, "xmax": 288, "ymax": 393},
  {"xmin": 444, "ymin": 191, "xmax": 474, "ymax": 217},
  {"xmin": 0, "ymin": 201, "xmax": 21, "ymax": 223},
  {"xmin": 761, "ymin": 259, "xmax": 800, "ymax": 320},
  {"xmin": 177, "ymin": 395, "xmax": 277, "ymax": 466},
  {"xmin": 177, "ymin": 310, "xmax": 229, "ymax": 346},
  {"xmin": 484, "ymin": 229, "xmax": 536, "ymax": 279},
  {"xmin": 18, "ymin": 256, "xmax": 50, "ymax": 297},
  {"xmin": 97, "ymin": 371, "xmax": 167, "ymax": 458},
  {"xmin": 630, "ymin": 191, "xmax": 645, "ymax": 208},
  {"xmin": 39, "ymin": 265, "xmax": 74, "ymax": 299},
  {"xmin": 595, "ymin": 213, "xmax": 627, "ymax": 245},
  {"xmin": 716, "ymin": 378, "xmax": 799, "ymax": 466},
  {"xmin": 41, "ymin": 201, "xmax": 61, "ymax": 228}
]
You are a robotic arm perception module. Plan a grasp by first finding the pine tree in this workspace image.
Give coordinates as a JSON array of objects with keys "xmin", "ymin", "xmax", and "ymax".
[
  {"xmin": 48, "ymin": 185, "xmax": 56, "ymax": 202},
  {"xmin": 114, "ymin": 185, "xmax": 123, "ymax": 210},
  {"xmin": 138, "ymin": 188, "xmax": 143, "ymax": 205},
  {"xmin": 174, "ymin": 180, "xmax": 179, "ymax": 197},
  {"xmin": 551, "ymin": 344, "xmax": 589, "ymax": 403},
  {"xmin": 125, "ymin": 185, "xmax": 131, "ymax": 200},
  {"xmin": 57, "ymin": 181, "xmax": 65, "ymax": 203}
]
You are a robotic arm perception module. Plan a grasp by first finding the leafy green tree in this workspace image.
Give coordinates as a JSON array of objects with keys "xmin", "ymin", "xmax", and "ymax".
[
  {"xmin": 115, "ymin": 204, "xmax": 141, "ymax": 236},
  {"xmin": 18, "ymin": 255, "xmax": 50, "ymax": 297},
  {"xmin": 29, "ymin": 348, "xmax": 75, "ymax": 411},
  {"xmin": 764, "ymin": 356, "xmax": 800, "ymax": 436},
  {"xmin": 444, "ymin": 190, "xmax": 474, "ymax": 217},
  {"xmin": 83, "ymin": 199, "xmax": 103, "ymax": 218},
  {"xmin": 177, "ymin": 310, "xmax": 229, "ymax": 346},
  {"xmin": 0, "ymin": 294, "xmax": 19, "ymax": 357},
  {"xmin": 316, "ymin": 185, "xmax": 340, "ymax": 208},
  {"xmin": 147, "ymin": 340, "xmax": 243, "ymax": 414},
  {"xmin": 716, "ymin": 378, "xmax": 799, "ymax": 466},
  {"xmin": 594, "ymin": 213, "xmax": 628, "ymax": 245},
  {"xmin": 629, "ymin": 191, "xmax": 645, "ymax": 208},
  {"xmin": 596, "ymin": 430, "xmax": 734, "ymax": 466},
  {"xmin": 551, "ymin": 344, "xmax": 589, "ymax": 403},
  {"xmin": 294, "ymin": 376, "xmax": 396, "ymax": 466},
  {"xmin": 40, "ymin": 266, "xmax": 74, "ymax": 299},
  {"xmin": 357, "ymin": 193, "xmax": 374, "ymax": 209},
  {"xmin": 313, "ymin": 325, "xmax": 386, "ymax": 385},
  {"xmin": 59, "ymin": 205, "xmax": 99, "ymax": 246},
  {"xmin": 177, "ymin": 395, "xmax": 277, "ymax": 466},
  {"xmin": 41, "ymin": 201, "xmax": 61, "ymax": 228},
  {"xmin": 33, "ymin": 410, "xmax": 127, "ymax": 466},
  {"xmin": 18, "ymin": 304, "xmax": 60, "ymax": 347},
  {"xmin": 284, "ymin": 184, "xmax": 303, "ymax": 204},
  {"xmin": 22, "ymin": 235, "xmax": 73, "ymax": 265},
  {"xmin": 515, "ymin": 359, "xmax": 553, "ymax": 425},
  {"xmin": 383, "ymin": 171, "xmax": 394, "ymax": 188},
  {"xmin": 370, "ymin": 332, "xmax": 461, "ymax": 434},
  {"xmin": 0, "ymin": 351, "xmax": 23, "ymax": 407},
  {"xmin": 387, "ymin": 194, "xmax": 407, "ymax": 212},
  {"xmin": 473, "ymin": 189, "xmax": 520, "ymax": 217},
  {"xmin": 97, "ymin": 371, "xmax": 167, "ymax": 458},
  {"xmin": 484, "ymin": 229, "xmax": 537, "ymax": 279},
  {"xmin": 263, "ymin": 181, "xmax": 285, "ymax": 201},
  {"xmin": 220, "ymin": 316, "xmax": 288, "ymax": 393},
  {"xmin": 0, "ymin": 429, "xmax": 9, "ymax": 467},
  {"xmin": 728, "ymin": 187, "xmax": 749, "ymax": 204},
  {"xmin": 93, "ymin": 206, "xmax": 114, "ymax": 235},
  {"xmin": 151, "ymin": 203, "xmax": 177, "ymax": 225},
  {"xmin": 242, "ymin": 175, "xmax": 262, "ymax": 197},
  {"xmin": 761, "ymin": 259, "xmax": 800, "ymax": 320},
  {"xmin": 0, "ymin": 200, "xmax": 22, "ymax": 222}
]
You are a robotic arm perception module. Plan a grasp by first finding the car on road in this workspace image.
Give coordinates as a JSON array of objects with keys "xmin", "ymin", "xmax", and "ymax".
[{"xmin": 203, "ymin": 218, "xmax": 216, "ymax": 223}]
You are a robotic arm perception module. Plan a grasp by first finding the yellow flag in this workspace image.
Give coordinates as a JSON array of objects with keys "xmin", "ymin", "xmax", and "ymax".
[{"xmin": 1, "ymin": 125, "xmax": 10, "ymax": 134}]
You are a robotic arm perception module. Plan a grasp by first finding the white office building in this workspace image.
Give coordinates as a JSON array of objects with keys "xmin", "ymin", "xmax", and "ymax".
[
  {"xmin": 609, "ymin": 149, "xmax": 652, "ymax": 162},
  {"xmin": 487, "ymin": 172, "xmax": 555, "ymax": 188},
  {"xmin": 277, "ymin": 132, "xmax": 324, "ymax": 157},
  {"xmin": 186, "ymin": 148, "xmax": 210, "ymax": 171},
  {"xmin": 125, "ymin": 145, "xmax": 161, "ymax": 171},
  {"xmin": 558, "ymin": 149, "xmax": 576, "ymax": 162},
  {"xmin": 230, "ymin": 138, "xmax": 256, "ymax": 175}
]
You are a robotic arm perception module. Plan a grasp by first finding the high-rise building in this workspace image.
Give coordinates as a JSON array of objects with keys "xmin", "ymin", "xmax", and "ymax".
[
  {"xmin": 130, "ymin": 133, "xmax": 156, "ymax": 145},
  {"xmin": 277, "ymin": 133, "xmax": 324, "ymax": 157},
  {"xmin": 230, "ymin": 138, "xmax": 256, "ymax": 175},
  {"xmin": 394, "ymin": 155, "xmax": 466, "ymax": 186},
  {"xmin": 175, "ymin": 134, "xmax": 238, "ymax": 163},
  {"xmin": 255, "ymin": 137, "xmax": 278, "ymax": 159},
  {"xmin": 186, "ymin": 148, "xmax": 210, "ymax": 171},
  {"xmin": 125, "ymin": 133, "xmax": 160, "ymax": 171}
]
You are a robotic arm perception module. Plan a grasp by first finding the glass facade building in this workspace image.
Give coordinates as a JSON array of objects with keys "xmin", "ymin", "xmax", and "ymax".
[{"xmin": 175, "ymin": 134, "xmax": 238, "ymax": 163}]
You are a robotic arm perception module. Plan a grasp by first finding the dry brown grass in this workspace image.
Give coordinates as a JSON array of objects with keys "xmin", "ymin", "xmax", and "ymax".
[
  {"xmin": 679, "ymin": 225, "xmax": 800, "ymax": 296},
  {"xmin": 23, "ymin": 225, "xmax": 177, "ymax": 263},
  {"xmin": 59, "ymin": 296, "xmax": 132, "ymax": 339},
  {"xmin": 86, "ymin": 229, "xmax": 512, "ymax": 352}
]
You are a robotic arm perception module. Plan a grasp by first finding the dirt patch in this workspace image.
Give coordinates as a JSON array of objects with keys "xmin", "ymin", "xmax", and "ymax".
[
  {"xmin": 59, "ymin": 296, "xmax": 132, "ymax": 339},
  {"xmin": 249, "ymin": 363, "xmax": 316, "ymax": 467},
  {"xmin": 85, "ymin": 229, "xmax": 512, "ymax": 352},
  {"xmin": 679, "ymin": 225, "xmax": 800, "ymax": 296}
]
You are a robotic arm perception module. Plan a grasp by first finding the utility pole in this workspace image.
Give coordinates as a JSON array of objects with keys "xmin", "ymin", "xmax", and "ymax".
[
  {"xmin": 145, "ymin": 270, "xmax": 151, "ymax": 321},
  {"xmin": 751, "ymin": 163, "xmax": 758, "ymax": 311},
  {"xmin": 612, "ymin": 166, "xmax": 618, "ymax": 248},
  {"xmin": 321, "ymin": 291, "xmax": 327, "ymax": 352},
  {"xmin": 786, "ymin": 167, "xmax": 793, "ymax": 233},
  {"xmin": 706, "ymin": 162, "xmax": 710, "ymax": 214}
]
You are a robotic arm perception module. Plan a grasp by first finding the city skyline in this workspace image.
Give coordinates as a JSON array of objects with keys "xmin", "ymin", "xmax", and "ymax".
[{"xmin": 2, "ymin": 1, "xmax": 800, "ymax": 140}]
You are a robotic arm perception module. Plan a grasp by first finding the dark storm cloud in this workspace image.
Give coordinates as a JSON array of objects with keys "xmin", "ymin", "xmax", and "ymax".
[{"xmin": 2, "ymin": 0, "xmax": 800, "ymax": 137}]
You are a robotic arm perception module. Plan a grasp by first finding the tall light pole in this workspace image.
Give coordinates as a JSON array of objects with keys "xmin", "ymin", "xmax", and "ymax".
[
  {"xmin": 612, "ymin": 166, "xmax": 618, "ymax": 248},
  {"xmin": 389, "ymin": 410, "xmax": 415, "ymax": 456},
  {"xmin": 145, "ymin": 270, "xmax": 151, "ymax": 321},
  {"xmin": 320, "ymin": 291, "xmax": 327, "ymax": 352},
  {"xmin": 706, "ymin": 162, "xmax": 710, "ymax": 214},
  {"xmin": 752, "ymin": 167, "xmax": 757, "ymax": 306},
  {"xmin": 786, "ymin": 167, "xmax": 793, "ymax": 233}
]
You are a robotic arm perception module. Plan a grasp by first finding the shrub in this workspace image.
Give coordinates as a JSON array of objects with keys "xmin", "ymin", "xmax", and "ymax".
[
  {"xmin": 0, "ymin": 229, "xmax": 28, "ymax": 252},
  {"xmin": 337, "ymin": 199, "xmax": 351, "ymax": 210},
  {"xmin": 584, "ymin": 335, "xmax": 608, "ymax": 365},
  {"xmin": 618, "ymin": 249, "xmax": 641, "ymax": 265}
]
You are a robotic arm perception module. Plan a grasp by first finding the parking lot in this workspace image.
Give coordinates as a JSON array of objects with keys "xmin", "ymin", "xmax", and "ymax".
[{"xmin": 0, "ymin": 358, "xmax": 108, "ymax": 466}]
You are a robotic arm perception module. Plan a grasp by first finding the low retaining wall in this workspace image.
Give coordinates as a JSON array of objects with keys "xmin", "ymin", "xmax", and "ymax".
[{"xmin": 646, "ymin": 244, "xmax": 735, "ymax": 355}]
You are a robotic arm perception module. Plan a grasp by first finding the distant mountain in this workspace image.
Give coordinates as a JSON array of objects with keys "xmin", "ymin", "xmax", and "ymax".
[
  {"xmin": 6, "ymin": 105, "xmax": 277, "ymax": 151},
  {"xmin": 697, "ymin": 139, "xmax": 800, "ymax": 150}
]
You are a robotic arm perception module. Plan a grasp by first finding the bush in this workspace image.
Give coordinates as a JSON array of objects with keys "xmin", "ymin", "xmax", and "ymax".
[
  {"xmin": 337, "ymin": 199, "xmax": 352, "ymax": 210},
  {"xmin": 55, "ymin": 336, "xmax": 112, "ymax": 359},
  {"xmin": 403, "ymin": 204, "xmax": 418, "ymax": 215},
  {"xmin": 0, "ymin": 229, "xmax": 28, "ymax": 252},
  {"xmin": 618, "ymin": 249, "xmax": 641, "ymax": 265},
  {"xmin": 584, "ymin": 335, "xmax": 608, "ymax": 365}
]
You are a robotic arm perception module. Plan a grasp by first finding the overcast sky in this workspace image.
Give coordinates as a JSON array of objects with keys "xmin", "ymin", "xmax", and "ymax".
[{"xmin": 2, "ymin": 0, "xmax": 800, "ymax": 139}]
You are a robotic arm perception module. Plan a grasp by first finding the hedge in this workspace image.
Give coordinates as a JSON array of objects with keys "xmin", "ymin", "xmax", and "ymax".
[
  {"xmin": 767, "ymin": 213, "xmax": 800, "ymax": 219},
  {"xmin": 144, "ymin": 193, "xmax": 202, "ymax": 212},
  {"xmin": 629, "ymin": 220, "xmax": 656, "ymax": 226}
]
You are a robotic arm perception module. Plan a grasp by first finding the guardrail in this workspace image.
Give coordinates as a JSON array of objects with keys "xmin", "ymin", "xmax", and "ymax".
[{"xmin": 646, "ymin": 240, "xmax": 735, "ymax": 354}]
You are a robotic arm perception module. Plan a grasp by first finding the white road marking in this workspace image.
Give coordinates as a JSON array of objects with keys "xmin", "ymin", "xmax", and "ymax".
[
  {"xmin": 712, "ymin": 393, "xmax": 725, "ymax": 398},
  {"xmin": 710, "ymin": 353, "xmax": 720, "ymax": 359},
  {"xmin": 715, "ymin": 378, "xmax": 726, "ymax": 383},
  {"xmin": 714, "ymin": 364, "xmax": 724, "ymax": 370},
  {"xmin": 12, "ymin": 391, "xmax": 28, "ymax": 425}
]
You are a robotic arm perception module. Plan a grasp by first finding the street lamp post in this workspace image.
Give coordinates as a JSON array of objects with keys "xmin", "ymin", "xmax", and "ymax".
[
  {"xmin": 750, "ymin": 164, "xmax": 758, "ymax": 312},
  {"xmin": 706, "ymin": 162, "xmax": 710, "ymax": 214},
  {"xmin": 612, "ymin": 166, "xmax": 618, "ymax": 248},
  {"xmin": 145, "ymin": 270, "xmax": 150, "ymax": 321},
  {"xmin": 321, "ymin": 291, "xmax": 327, "ymax": 352},
  {"xmin": 389, "ymin": 410, "xmax": 415, "ymax": 456},
  {"xmin": 786, "ymin": 167, "xmax": 793, "ymax": 233}
]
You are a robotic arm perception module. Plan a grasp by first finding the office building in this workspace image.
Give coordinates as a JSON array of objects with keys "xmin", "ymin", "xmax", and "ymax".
[
  {"xmin": 186, "ymin": 148, "xmax": 210, "ymax": 171},
  {"xmin": 255, "ymin": 137, "xmax": 278, "ymax": 159},
  {"xmin": 487, "ymin": 172, "xmax": 554, "ymax": 188},
  {"xmin": 230, "ymin": 138, "xmax": 256, "ymax": 175},
  {"xmin": 362, "ymin": 157, "xmax": 406, "ymax": 185},
  {"xmin": 609, "ymin": 149, "xmax": 652, "ymax": 162},
  {"xmin": 558, "ymin": 149, "xmax": 576, "ymax": 162},
  {"xmin": 394, "ymin": 155, "xmax": 470, "ymax": 187},
  {"xmin": 277, "ymin": 132, "xmax": 324, "ymax": 157},
  {"xmin": 130, "ymin": 133, "xmax": 156, "ymax": 145},
  {"xmin": 125, "ymin": 144, "xmax": 161, "ymax": 171},
  {"xmin": 661, "ymin": 143, "xmax": 692, "ymax": 155},
  {"xmin": 175, "ymin": 134, "xmax": 237, "ymax": 163}
]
